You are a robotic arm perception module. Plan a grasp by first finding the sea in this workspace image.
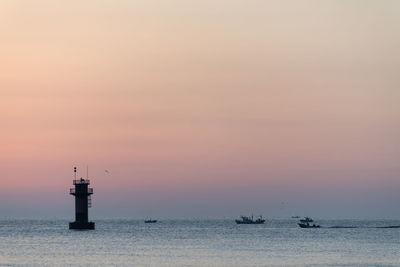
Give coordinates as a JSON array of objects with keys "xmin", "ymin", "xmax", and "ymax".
[{"xmin": 0, "ymin": 219, "xmax": 399, "ymax": 266}]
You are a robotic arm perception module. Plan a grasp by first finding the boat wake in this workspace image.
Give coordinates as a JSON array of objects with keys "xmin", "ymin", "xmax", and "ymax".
[
  {"xmin": 329, "ymin": 226, "xmax": 358, "ymax": 228},
  {"xmin": 327, "ymin": 225, "xmax": 400, "ymax": 229}
]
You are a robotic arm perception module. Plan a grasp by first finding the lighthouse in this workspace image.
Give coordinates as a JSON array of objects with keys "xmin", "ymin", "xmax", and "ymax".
[{"xmin": 69, "ymin": 167, "xmax": 95, "ymax": 230}]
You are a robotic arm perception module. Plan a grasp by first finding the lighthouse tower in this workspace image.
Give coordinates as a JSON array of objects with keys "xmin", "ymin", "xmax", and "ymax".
[{"xmin": 69, "ymin": 167, "xmax": 95, "ymax": 230}]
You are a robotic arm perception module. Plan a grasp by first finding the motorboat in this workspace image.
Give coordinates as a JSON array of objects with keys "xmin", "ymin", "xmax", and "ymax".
[
  {"xmin": 299, "ymin": 217, "xmax": 314, "ymax": 223},
  {"xmin": 235, "ymin": 215, "xmax": 265, "ymax": 224},
  {"xmin": 298, "ymin": 222, "xmax": 320, "ymax": 228}
]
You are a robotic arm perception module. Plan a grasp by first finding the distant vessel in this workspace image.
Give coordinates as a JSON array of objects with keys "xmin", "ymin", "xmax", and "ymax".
[
  {"xmin": 235, "ymin": 215, "xmax": 265, "ymax": 224},
  {"xmin": 145, "ymin": 219, "xmax": 157, "ymax": 223},
  {"xmin": 299, "ymin": 217, "xmax": 313, "ymax": 223},
  {"xmin": 298, "ymin": 217, "xmax": 320, "ymax": 228},
  {"xmin": 298, "ymin": 222, "xmax": 320, "ymax": 228},
  {"xmin": 291, "ymin": 216, "xmax": 300, "ymax": 219}
]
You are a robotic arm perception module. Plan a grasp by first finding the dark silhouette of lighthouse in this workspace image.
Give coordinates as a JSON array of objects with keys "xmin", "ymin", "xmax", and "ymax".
[{"xmin": 69, "ymin": 167, "xmax": 95, "ymax": 230}]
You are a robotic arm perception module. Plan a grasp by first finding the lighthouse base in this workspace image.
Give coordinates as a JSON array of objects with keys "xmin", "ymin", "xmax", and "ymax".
[{"xmin": 69, "ymin": 221, "xmax": 95, "ymax": 230}]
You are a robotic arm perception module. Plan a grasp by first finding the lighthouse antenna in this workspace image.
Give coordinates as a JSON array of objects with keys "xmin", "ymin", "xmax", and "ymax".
[
  {"xmin": 86, "ymin": 165, "xmax": 89, "ymax": 179},
  {"xmin": 74, "ymin": 166, "xmax": 77, "ymax": 180}
]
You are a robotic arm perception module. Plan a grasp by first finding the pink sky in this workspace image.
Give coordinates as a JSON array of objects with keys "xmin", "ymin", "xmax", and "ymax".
[{"xmin": 1, "ymin": 1, "xmax": 399, "ymax": 218}]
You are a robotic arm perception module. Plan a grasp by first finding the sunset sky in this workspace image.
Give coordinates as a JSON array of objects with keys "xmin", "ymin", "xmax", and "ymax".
[{"xmin": 1, "ymin": 1, "xmax": 399, "ymax": 219}]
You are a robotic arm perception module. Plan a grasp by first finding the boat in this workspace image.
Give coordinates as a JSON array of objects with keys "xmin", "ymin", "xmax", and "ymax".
[
  {"xmin": 291, "ymin": 216, "xmax": 300, "ymax": 219},
  {"xmin": 235, "ymin": 215, "xmax": 265, "ymax": 224},
  {"xmin": 299, "ymin": 217, "xmax": 313, "ymax": 223},
  {"xmin": 144, "ymin": 219, "xmax": 157, "ymax": 223},
  {"xmin": 298, "ymin": 222, "xmax": 320, "ymax": 228},
  {"xmin": 298, "ymin": 217, "xmax": 320, "ymax": 228}
]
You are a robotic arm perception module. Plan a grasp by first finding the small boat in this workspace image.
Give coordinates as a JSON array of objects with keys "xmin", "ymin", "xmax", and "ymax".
[
  {"xmin": 298, "ymin": 217, "xmax": 320, "ymax": 228},
  {"xmin": 235, "ymin": 215, "xmax": 265, "ymax": 224},
  {"xmin": 300, "ymin": 217, "xmax": 314, "ymax": 223},
  {"xmin": 298, "ymin": 222, "xmax": 320, "ymax": 228},
  {"xmin": 144, "ymin": 219, "xmax": 157, "ymax": 223}
]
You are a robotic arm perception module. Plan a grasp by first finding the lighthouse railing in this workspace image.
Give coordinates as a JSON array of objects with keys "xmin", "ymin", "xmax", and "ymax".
[
  {"xmin": 73, "ymin": 179, "xmax": 90, "ymax": 185},
  {"xmin": 69, "ymin": 188, "xmax": 93, "ymax": 194}
]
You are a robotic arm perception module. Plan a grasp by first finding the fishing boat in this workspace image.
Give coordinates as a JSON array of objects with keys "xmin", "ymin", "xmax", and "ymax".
[
  {"xmin": 298, "ymin": 217, "xmax": 320, "ymax": 228},
  {"xmin": 235, "ymin": 215, "xmax": 265, "ymax": 224},
  {"xmin": 298, "ymin": 222, "xmax": 320, "ymax": 228},
  {"xmin": 299, "ymin": 217, "xmax": 313, "ymax": 223}
]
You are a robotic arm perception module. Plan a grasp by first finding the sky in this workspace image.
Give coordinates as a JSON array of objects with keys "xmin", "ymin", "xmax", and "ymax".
[{"xmin": 1, "ymin": 0, "xmax": 399, "ymax": 219}]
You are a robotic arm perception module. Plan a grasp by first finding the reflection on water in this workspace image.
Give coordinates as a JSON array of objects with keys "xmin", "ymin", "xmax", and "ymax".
[{"xmin": 0, "ymin": 219, "xmax": 399, "ymax": 266}]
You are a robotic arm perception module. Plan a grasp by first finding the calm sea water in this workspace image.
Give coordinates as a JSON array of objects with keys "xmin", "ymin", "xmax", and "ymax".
[{"xmin": 0, "ymin": 219, "xmax": 399, "ymax": 266}]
